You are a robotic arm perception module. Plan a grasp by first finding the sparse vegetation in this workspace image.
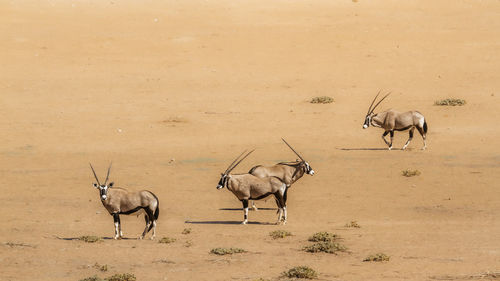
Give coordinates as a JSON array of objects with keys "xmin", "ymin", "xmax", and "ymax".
[
  {"xmin": 4, "ymin": 242, "xmax": 36, "ymax": 248},
  {"xmin": 158, "ymin": 237, "xmax": 176, "ymax": 244},
  {"xmin": 105, "ymin": 273, "xmax": 136, "ymax": 281},
  {"xmin": 434, "ymin": 98, "xmax": 466, "ymax": 106},
  {"xmin": 402, "ymin": 169, "xmax": 421, "ymax": 177},
  {"xmin": 253, "ymin": 279, "xmax": 271, "ymax": 281},
  {"xmin": 363, "ymin": 253, "xmax": 390, "ymax": 262},
  {"xmin": 344, "ymin": 221, "xmax": 361, "ymax": 228},
  {"xmin": 308, "ymin": 232, "xmax": 340, "ymax": 242},
  {"xmin": 78, "ymin": 236, "xmax": 102, "ymax": 243},
  {"xmin": 94, "ymin": 263, "xmax": 108, "ymax": 272},
  {"xmin": 182, "ymin": 228, "xmax": 192, "ymax": 234},
  {"xmin": 210, "ymin": 247, "xmax": 246, "ymax": 255},
  {"xmin": 184, "ymin": 240, "xmax": 193, "ymax": 247},
  {"xmin": 303, "ymin": 241, "xmax": 347, "ymax": 254},
  {"xmin": 282, "ymin": 266, "xmax": 318, "ymax": 279},
  {"xmin": 310, "ymin": 96, "xmax": 334, "ymax": 104},
  {"xmin": 269, "ymin": 230, "xmax": 292, "ymax": 239},
  {"xmin": 79, "ymin": 276, "xmax": 103, "ymax": 281}
]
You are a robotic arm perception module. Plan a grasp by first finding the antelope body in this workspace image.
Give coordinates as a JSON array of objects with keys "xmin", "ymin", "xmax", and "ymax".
[
  {"xmin": 248, "ymin": 139, "xmax": 314, "ymax": 210},
  {"xmin": 363, "ymin": 92, "xmax": 428, "ymax": 150},
  {"xmin": 216, "ymin": 150, "xmax": 288, "ymax": 225},
  {"xmin": 90, "ymin": 164, "xmax": 159, "ymax": 240}
]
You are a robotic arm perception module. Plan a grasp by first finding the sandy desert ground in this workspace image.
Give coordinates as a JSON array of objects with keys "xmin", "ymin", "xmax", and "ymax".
[{"xmin": 1, "ymin": 0, "xmax": 499, "ymax": 280}]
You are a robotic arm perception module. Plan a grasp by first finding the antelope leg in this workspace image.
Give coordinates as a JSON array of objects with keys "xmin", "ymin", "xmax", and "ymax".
[
  {"xmin": 150, "ymin": 221, "xmax": 157, "ymax": 240},
  {"xmin": 389, "ymin": 130, "xmax": 394, "ymax": 150},
  {"xmin": 402, "ymin": 128, "xmax": 415, "ymax": 150},
  {"xmin": 251, "ymin": 200, "xmax": 258, "ymax": 211},
  {"xmin": 113, "ymin": 214, "xmax": 120, "ymax": 240},
  {"xmin": 242, "ymin": 200, "xmax": 249, "ymax": 225},
  {"xmin": 382, "ymin": 131, "xmax": 391, "ymax": 147}
]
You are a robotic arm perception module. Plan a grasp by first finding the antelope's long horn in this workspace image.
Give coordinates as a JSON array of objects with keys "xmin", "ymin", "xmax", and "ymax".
[
  {"xmin": 104, "ymin": 162, "xmax": 112, "ymax": 185},
  {"xmin": 89, "ymin": 163, "xmax": 101, "ymax": 186},
  {"xmin": 226, "ymin": 149, "xmax": 255, "ymax": 174},
  {"xmin": 281, "ymin": 138, "xmax": 305, "ymax": 162},
  {"xmin": 370, "ymin": 92, "xmax": 391, "ymax": 114},
  {"xmin": 367, "ymin": 90, "xmax": 381, "ymax": 115},
  {"xmin": 224, "ymin": 150, "xmax": 247, "ymax": 174}
]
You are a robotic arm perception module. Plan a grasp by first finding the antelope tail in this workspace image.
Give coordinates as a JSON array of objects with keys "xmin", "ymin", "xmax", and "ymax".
[{"xmin": 423, "ymin": 120, "xmax": 428, "ymax": 133}]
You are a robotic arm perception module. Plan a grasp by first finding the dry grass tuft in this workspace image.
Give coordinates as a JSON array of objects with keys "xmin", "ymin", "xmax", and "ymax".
[
  {"xmin": 79, "ymin": 276, "xmax": 103, "ymax": 281},
  {"xmin": 434, "ymin": 98, "xmax": 466, "ymax": 106},
  {"xmin": 363, "ymin": 253, "xmax": 390, "ymax": 262},
  {"xmin": 158, "ymin": 237, "xmax": 176, "ymax": 244},
  {"xmin": 210, "ymin": 247, "xmax": 246, "ymax": 255},
  {"xmin": 4, "ymin": 242, "xmax": 36, "ymax": 248},
  {"xmin": 78, "ymin": 236, "xmax": 102, "ymax": 243},
  {"xmin": 308, "ymin": 232, "xmax": 340, "ymax": 242},
  {"xmin": 344, "ymin": 221, "xmax": 361, "ymax": 228},
  {"xmin": 105, "ymin": 273, "xmax": 136, "ymax": 281},
  {"xmin": 269, "ymin": 230, "xmax": 292, "ymax": 239},
  {"xmin": 402, "ymin": 169, "xmax": 421, "ymax": 177},
  {"xmin": 310, "ymin": 96, "xmax": 334, "ymax": 104},
  {"xmin": 182, "ymin": 228, "xmax": 192, "ymax": 234},
  {"xmin": 94, "ymin": 263, "xmax": 108, "ymax": 272},
  {"xmin": 303, "ymin": 241, "xmax": 347, "ymax": 254},
  {"xmin": 282, "ymin": 266, "xmax": 318, "ymax": 279}
]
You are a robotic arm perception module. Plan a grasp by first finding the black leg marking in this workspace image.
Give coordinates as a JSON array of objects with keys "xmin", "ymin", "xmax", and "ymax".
[{"xmin": 242, "ymin": 200, "xmax": 249, "ymax": 221}]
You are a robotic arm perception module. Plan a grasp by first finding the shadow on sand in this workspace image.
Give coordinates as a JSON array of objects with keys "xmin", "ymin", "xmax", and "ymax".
[
  {"xmin": 54, "ymin": 236, "xmax": 136, "ymax": 240},
  {"xmin": 184, "ymin": 220, "xmax": 275, "ymax": 225},
  {"xmin": 336, "ymin": 147, "xmax": 401, "ymax": 151},
  {"xmin": 219, "ymin": 207, "xmax": 277, "ymax": 211}
]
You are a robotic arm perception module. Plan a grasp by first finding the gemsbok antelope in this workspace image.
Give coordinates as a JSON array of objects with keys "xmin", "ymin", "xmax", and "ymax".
[
  {"xmin": 363, "ymin": 92, "xmax": 428, "ymax": 150},
  {"xmin": 216, "ymin": 150, "xmax": 289, "ymax": 225},
  {"xmin": 90, "ymin": 163, "xmax": 159, "ymax": 240},
  {"xmin": 248, "ymin": 138, "xmax": 314, "ymax": 210}
]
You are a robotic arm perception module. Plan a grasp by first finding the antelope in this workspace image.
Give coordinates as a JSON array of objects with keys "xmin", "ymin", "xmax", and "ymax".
[
  {"xmin": 248, "ymin": 138, "xmax": 314, "ymax": 210},
  {"xmin": 90, "ymin": 163, "xmax": 160, "ymax": 240},
  {"xmin": 363, "ymin": 92, "xmax": 428, "ymax": 150},
  {"xmin": 216, "ymin": 150, "xmax": 289, "ymax": 225}
]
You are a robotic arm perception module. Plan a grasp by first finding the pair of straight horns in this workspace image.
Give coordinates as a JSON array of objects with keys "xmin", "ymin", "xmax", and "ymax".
[
  {"xmin": 223, "ymin": 138, "xmax": 306, "ymax": 175},
  {"xmin": 367, "ymin": 91, "xmax": 391, "ymax": 115},
  {"xmin": 90, "ymin": 163, "xmax": 112, "ymax": 186}
]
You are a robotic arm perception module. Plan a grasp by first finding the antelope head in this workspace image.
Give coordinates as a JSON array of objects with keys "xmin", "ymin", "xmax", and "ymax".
[
  {"xmin": 216, "ymin": 150, "xmax": 255, "ymax": 189},
  {"xmin": 282, "ymin": 138, "xmax": 315, "ymax": 175},
  {"xmin": 90, "ymin": 163, "xmax": 114, "ymax": 201},
  {"xmin": 363, "ymin": 91, "xmax": 390, "ymax": 129}
]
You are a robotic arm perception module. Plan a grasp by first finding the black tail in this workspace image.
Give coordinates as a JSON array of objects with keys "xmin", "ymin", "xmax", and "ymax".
[
  {"xmin": 147, "ymin": 192, "xmax": 160, "ymax": 232},
  {"xmin": 423, "ymin": 120, "xmax": 428, "ymax": 133}
]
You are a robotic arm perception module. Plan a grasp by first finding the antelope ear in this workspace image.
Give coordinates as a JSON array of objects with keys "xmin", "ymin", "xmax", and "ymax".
[
  {"xmin": 108, "ymin": 182, "xmax": 114, "ymax": 187},
  {"xmin": 93, "ymin": 183, "xmax": 98, "ymax": 188}
]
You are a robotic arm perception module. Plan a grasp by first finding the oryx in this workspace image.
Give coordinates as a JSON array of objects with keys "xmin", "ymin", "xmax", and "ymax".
[
  {"xmin": 90, "ymin": 163, "xmax": 160, "ymax": 240},
  {"xmin": 216, "ymin": 150, "xmax": 288, "ymax": 225},
  {"xmin": 248, "ymin": 138, "xmax": 314, "ymax": 210},
  {"xmin": 363, "ymin": 92, "xmax": 428, "ymax": 150}
]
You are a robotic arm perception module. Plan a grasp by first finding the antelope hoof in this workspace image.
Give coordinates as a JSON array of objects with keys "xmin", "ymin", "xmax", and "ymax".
[
  {"xmin": 114, "ymin": 236, "xmax": 119, "ymax": 240},
  {"xmin": 139, "ymin": 236, "xmax": 144, "ymax": 240},
  {"xmin": 388, "ymin": 147, "xmax": 393, "ymax": 151},
  {"xmin": 241, "ymin": 220, "xmax": 248, "ymax": 225},
  {"xmin": 422, "ymin": 146, "xmax": 427, "ymax": 150},
  {"xmin": 402, "ymin": 146, "xmax": 408, "ymax": 150},
  {"xmin": 150, "ymin": 236, "xmax": 155, "ymax": 240},
  {"xmin": 252, "ymin": 206, "xmax": 258, "ymax": 211}
]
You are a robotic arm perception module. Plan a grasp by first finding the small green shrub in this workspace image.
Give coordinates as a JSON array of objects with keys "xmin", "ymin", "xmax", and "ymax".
[
  {"xmin": 182, "ymin": 228, "xmax": 191, "ymax": 234},
  {"xmin": 210, "ymin": 247, "xmax": 246, "ymax": 255},
  {"xmin": 105, "ymin": 273, "xmax": 136, "ymax": 281},
  {"xmin": 282, "ymin": 266, "xmax": 318, "ymax": 279},
  {"xmin": 79, "ymin": 236, "xmax": 102, "ymax": 243},
  {"xmin": 402, "ymin": 169, "xmax": 421, "ymax": 177},
  {"xmin": 310, "ymin": 96, "xmax": 334, "ymax": 104},
  {"xmin": 344, "ymin": 221, "xmax": 361, "ymax": 228},
  {"xmin": 363, "ymin": 253, "xmax": 390, "ymax": 262},
  {"xmin": 158, "ymin": 237, "xmax": 176, "ymax": 244},
  {"xmin": 308, "ymin": 232, "xmax": 340, "ymax": 242},
  {"xmin": 303, "ymin": 241, "xmax": 347, "ymax": 254},
  {"xmin": 434, "ymin": 98, "xmax": 466, "ymax": 106},
  {"xmin": 269, "ymin": 230, "xmax": 292, "ymax": 239}
]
